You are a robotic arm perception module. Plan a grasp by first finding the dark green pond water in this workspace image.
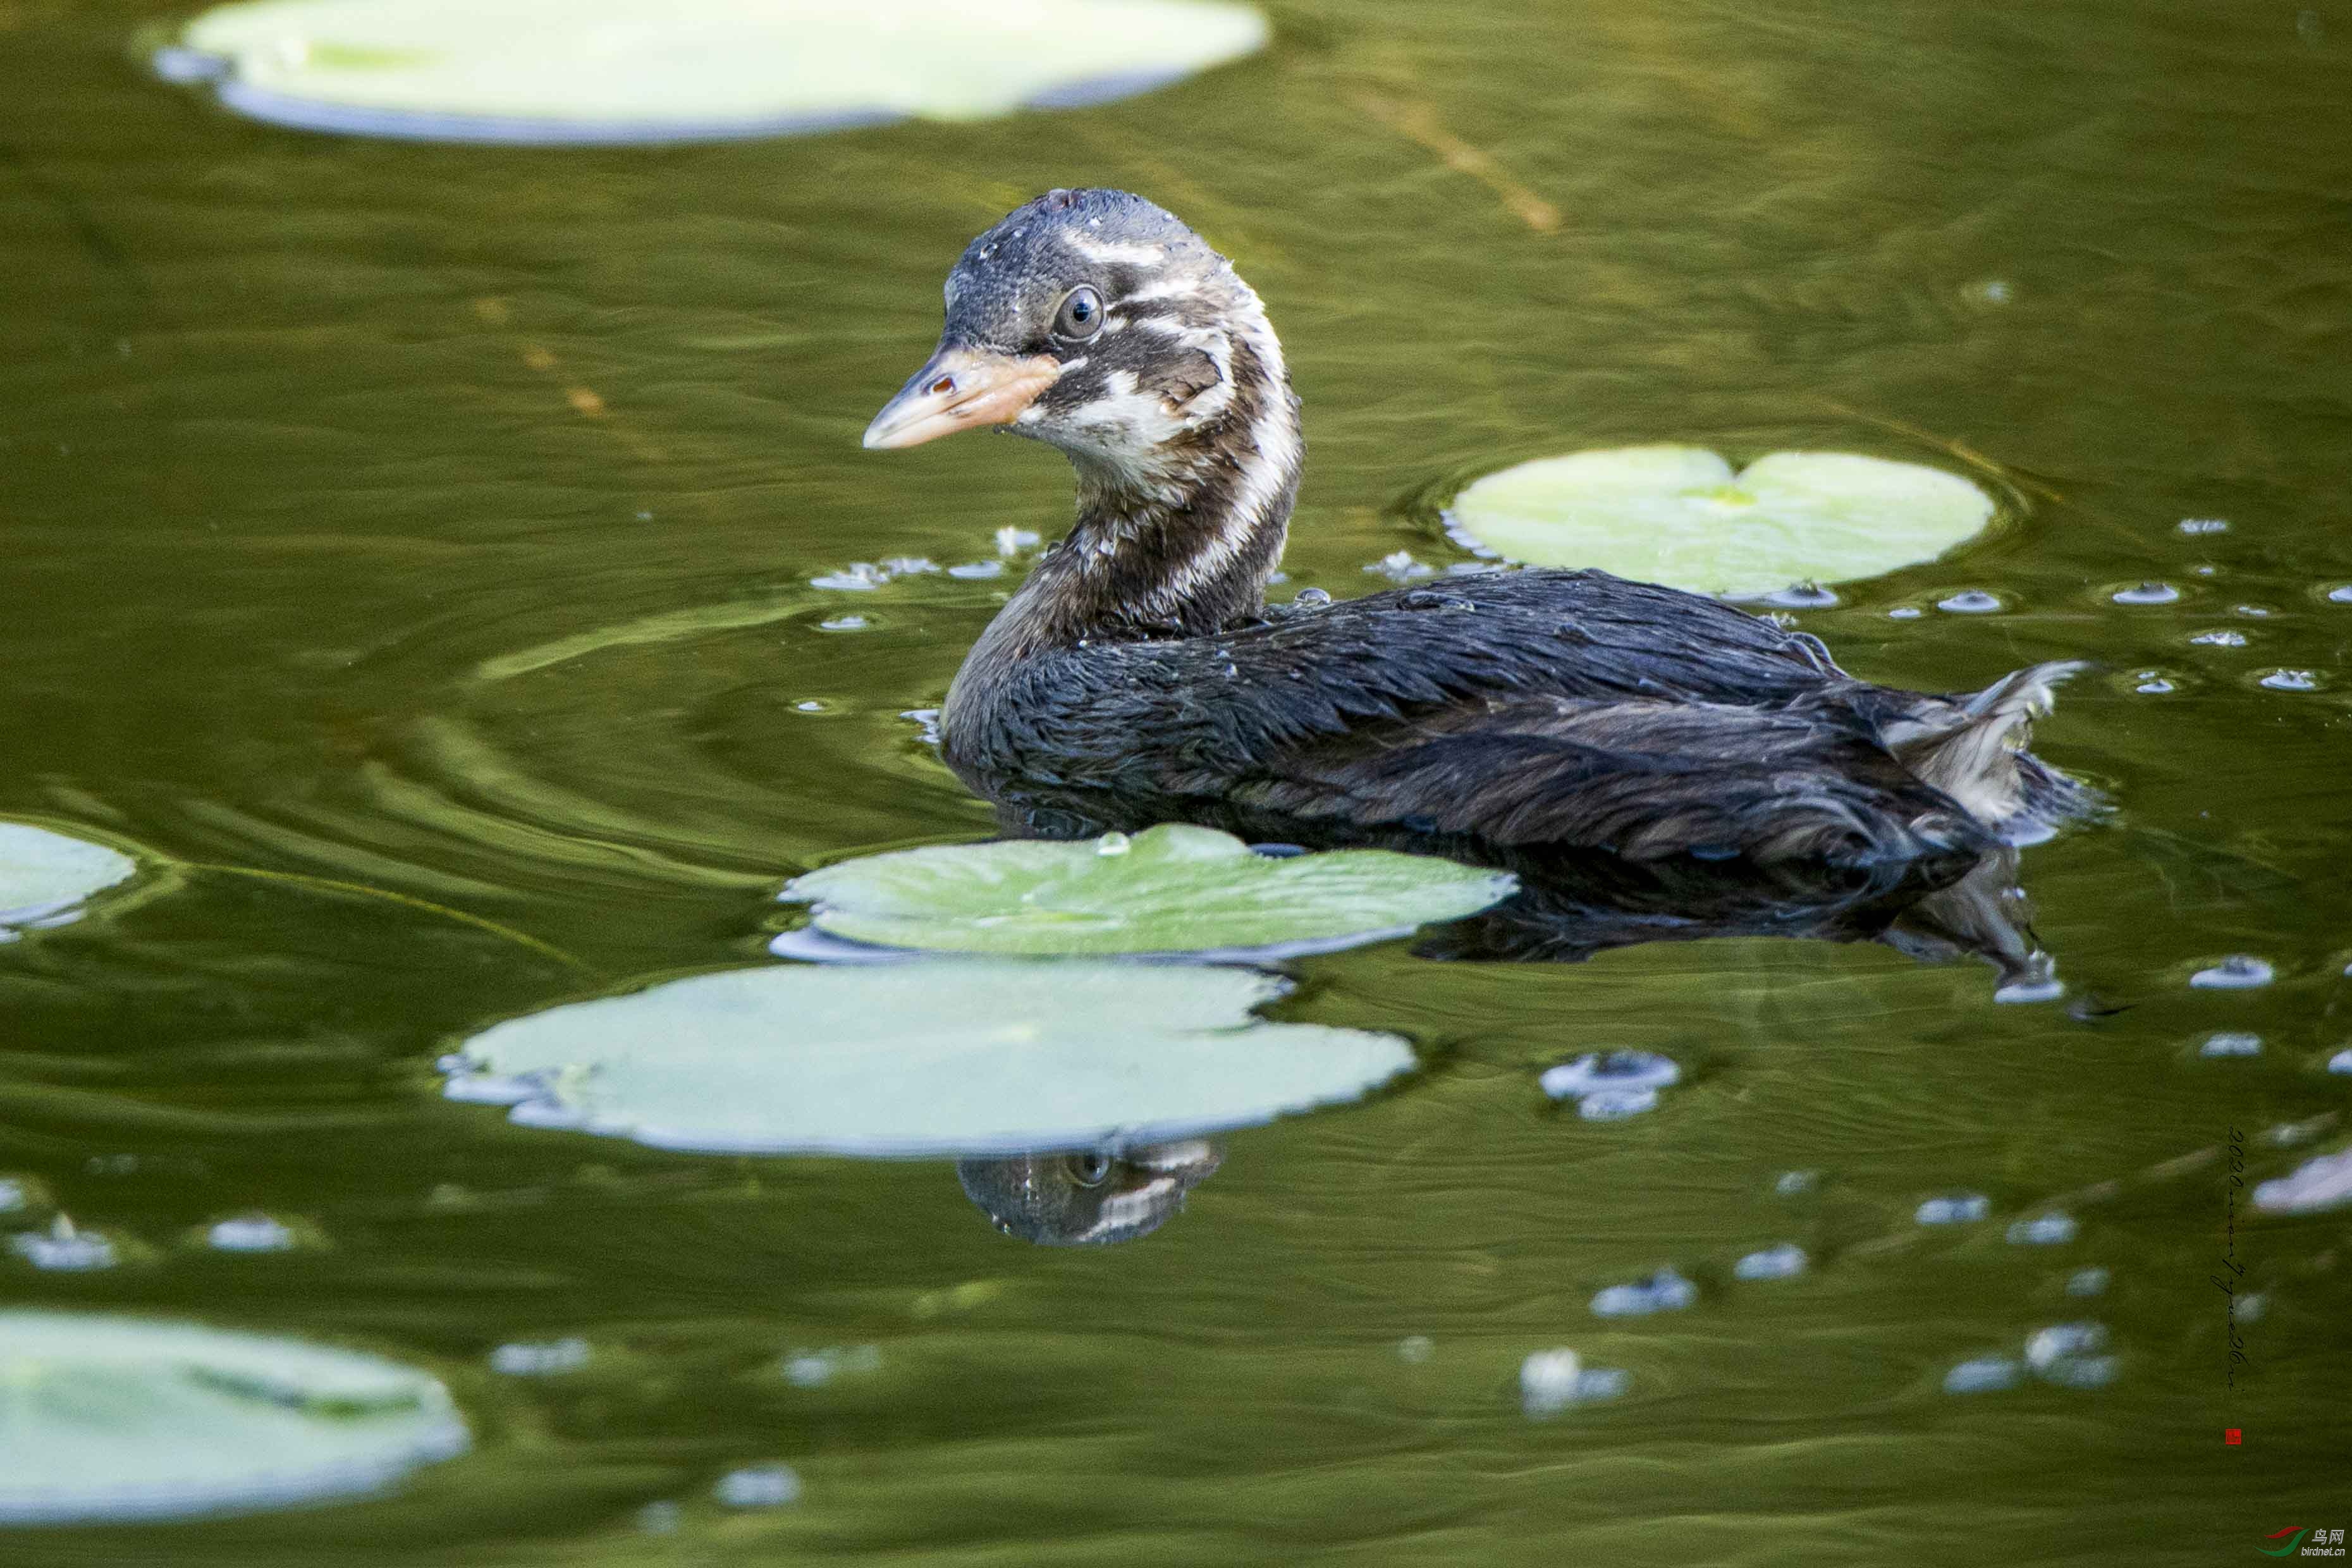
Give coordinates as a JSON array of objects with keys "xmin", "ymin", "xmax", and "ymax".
[{"xmin": 5, "ymin": 0, "xmax": 2349, "ymax": 1560}]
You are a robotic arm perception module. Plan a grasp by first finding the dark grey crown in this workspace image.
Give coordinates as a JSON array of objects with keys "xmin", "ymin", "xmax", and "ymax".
[{"xmin": 942, "ymin": 187, "xmax": 1220, "ymax": 350}]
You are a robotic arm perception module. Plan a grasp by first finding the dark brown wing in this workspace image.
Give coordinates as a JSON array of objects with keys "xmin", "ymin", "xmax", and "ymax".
[
  {"xmin": 1231, "ymin": 693, "xmax": 1987, "ymax": 866},
  {"xmin": 944, "ymin": 568, "xmax": 1981, "ymax": 866}
]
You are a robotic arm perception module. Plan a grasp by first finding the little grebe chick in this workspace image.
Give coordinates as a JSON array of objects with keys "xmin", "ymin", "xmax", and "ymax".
[{"xmin": 864, "ymin": 188, "xmax": 2086, "ymax": 875}]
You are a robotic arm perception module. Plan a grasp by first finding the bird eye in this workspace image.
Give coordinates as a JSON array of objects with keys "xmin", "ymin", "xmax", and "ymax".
[
  {"xmin": 1053, "ymin": 285, "xmax": 1104, "ymax": 341},
  {"xmin": 1066, "ymin": 1151, "xmax": 1112, "ymax": 1187}
]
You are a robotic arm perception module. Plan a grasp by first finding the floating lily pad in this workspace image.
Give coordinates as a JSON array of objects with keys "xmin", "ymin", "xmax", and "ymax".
[
  {"xmin": 0, "ymin": 1311, "xmax": 468, "ymax": 1525},
  {"xmin": 447, "ymin": 962, "xmax": 1413, "ymax": 1156},
  {"xmin": 778, "ymin": 824, "xmax": 1514, "ymax": 957},
  {"xmin": 1445, "ymin": 446, "xmax": 1997, "ymax": 598},
  {"xmin": 0, "ymin": 823, "xmax": 137, "ymax": 930},
  {"xmin": 164, "ymin": 0, "xmax": 1270, "ymax": 144}
]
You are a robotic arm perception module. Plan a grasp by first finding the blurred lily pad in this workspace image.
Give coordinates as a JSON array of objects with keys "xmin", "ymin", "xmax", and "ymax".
[
  {"xmin": 1445, "ymin": 446, "xmax": 1997, "ymax": 598},
  {"xmin": 164, "ymin": 0, "xmax": 1270, "ymax": 144},
  {"xmin": 0, "ymin": 823, "xmax": 137, "ymax": 931},
  {"xmin": 778, "ymin": 824, "xmax": 1515, "ymax": 957},
  {"xmin": 446, "ymin": 962, "xmax": 1413, "ymax": 1156},
  {"xmin": 0, "ymin": 1311, "xmax": 468, "ymax": 1525}
]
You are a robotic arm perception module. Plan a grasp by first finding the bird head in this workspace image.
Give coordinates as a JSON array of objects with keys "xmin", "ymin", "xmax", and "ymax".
[{"xmin": 864, "ymin": 188, "xmax": 1294, "ymax": 505}]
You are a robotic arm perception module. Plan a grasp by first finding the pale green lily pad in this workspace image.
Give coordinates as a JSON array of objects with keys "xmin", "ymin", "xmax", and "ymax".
[
  {"xmin": 778, "ymin": 825, "xmax": 1516, "ymax": 957},
  {"xmin": 0, "ymin": 823, "xmax": 137, "ymax": 930},
  {"xmin": 447, "ymin": 962, "xmax": 1413, "ymax": 1156},
  {"xmin": 0, "ymin": 1311, "xmax": 469, "ymax": 1525},
  {"xmin": 1445, "ymin": 446, "xmax": 1998, "ymax": 598},
  {"xmin": 164, "ymin": 0, "xmax": 1270, "ymax": 144}
]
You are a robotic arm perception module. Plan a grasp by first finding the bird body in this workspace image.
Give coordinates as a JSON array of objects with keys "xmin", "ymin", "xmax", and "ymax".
[{"xmin": 864, "ymin": 189, "xmax": 2086, "ymax": 883}]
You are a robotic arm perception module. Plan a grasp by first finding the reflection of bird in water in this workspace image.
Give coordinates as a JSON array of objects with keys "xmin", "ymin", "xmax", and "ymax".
[
  {"xmin": 957, "ymin": 1140, "xmax": 1222, "ymax": 1246},
  {"xmin": 864, "ymin": 188, "xmax": 2092, "ymax": 883},
  {"xmin": 1414, "ymin": 838, "xmax": 2059, "ymax": 994}
]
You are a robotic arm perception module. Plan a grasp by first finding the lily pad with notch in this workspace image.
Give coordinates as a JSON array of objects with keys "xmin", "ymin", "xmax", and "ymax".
[
  {"xmin": 1443, "ymin": 445, "xmax": 1997, "ymax": 599},
  {"xmin": 0, "ymin": 1311, "xmax": 469, "ymax": 1525},
  {"xmin": 444, "ymin": 961, "xmax": 1414, "ymax": 1156},
  {"xmin": 774, "ymin": 824, "xmax": 1516, "ymax": 960}
]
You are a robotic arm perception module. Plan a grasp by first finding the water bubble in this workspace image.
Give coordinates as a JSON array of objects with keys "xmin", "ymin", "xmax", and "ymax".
[
  {"xmin": 2329, "ymin": 585, "xmax": 2352, "ymax": 604},
  {"xmin": 1590, "ymin": 1267, "xmax": 1698, "ymax": 1318},
  {"xmin": 1733, "ymin": 1243, "xmax": 1808, "ymax": 1280},
  {"xmin": 792, "ymin": 700, "xmax": 829, "ymax": 714},
  {"xmin": 1517, "ymin": 1349, "xmax": 1627, "ymax": 1416},
  {"xmin": 1366, "ymin": 551, "xmax": 1436, "ymax": 582},
  {"xmin": 947, "ymin": 560, "xmax": 1003, "ymax": 580},
  {"xmin": 637, "ymin": 1502, "xmax": 682, "ymax": 1536},
  {"xmin": 1577, "ymin": 1087, "xmax": 1659, "ymax": 1120},
  {"xmin": 2025, "ymin": 1321, "xmax": 2107, "ymax": 1372},
  {"xmin": 818, "ymin": 615, "xmax": 869, "ymax": 632},
  {"xmin": 2191, "ymin": 955, "xmax": 2273, "ymax": 989},
  {"xmin": 1094, "ymin": 832, "xmax": 1131, "ymax": 857},
  {"xmin": 1572, "ymin": 1366, "xmax": 1631, "ymax": 1401},
  {"xmin": 994, "ymin": 527, "xmax": 1040, "ymax": 555},
  {"xmin": 2066, "ymin": 1267, "xmax": 2110, "ymax": 1297},
  {"xmin": 2199, "ymin": 1031, "xmax": 2263, "ymax": 1058},
  {"xmin": 1887, "ymin": 605, "xmax": 1924, "ymax": 620},
  {"xmin": 2260, "ymin": 669, "xmax": 2320, "ymax": 691},
  {"xmin": 2177, "ymin": 518, "xmax": 2229, "ymax": 536},
  {"xmin": 0, "ymin": 1178, "xmax": 32, "ymax": 1214},
  {"xmin": 1915, "ymin": 1194, "xmax": 1990, "ymax": 1226},
  {"xmin": 1397, "ymin": 1335, "xmax": 1434, "ymax": 1364},
  {"xmin": 1292, "ymin": 587, "xmax": 1332, "ymax": 608},
  {"xmin": 205, "ymin": 1213, "xmax": 295, "ymax": 1253},
  {"xmin": 1937, "ymin": 590, "xmax": 2003, "ymax": 615},
  {"xmin": 2006, "ymin": 1213, "xmax": 2078, "ymax": 1246},
  {"xmin": 1540, "ymin": 1050, "xmax": 1680, "ymax": 1101},
  {"xmin": 2133, "ymin": 673, "xmax": 2175, "ymax": 695},
  {"xmin": 1518, "ymin": 1349, "xmax": 1581, "ymax": 1416},
  {"xmin": 9, "ymin": 1215, "xmax": 115, "ymax": 1271},
  {"xmin": 2111, "ymin": 582, "xmax": 2180, "ymax": 605},
  {"xmin": 2189, "ymin": 628, "xmax": 2246, "ymax": 647},
  {"xmin": 2325, "ymin": 1048, "xmax": 2352, "ymax": 1075},
  {"xmin": 812, "ymin": 563, "xmax": 888, "ymax": 591},
  {"xmin": 2232, "ymin": 604, "xmax": 2272, "ymax": 618},
  {"xmin": 1764, "ymin": 583, "xmax": 1839, "ymax": 609},
  {"xmin": 1943, "ymin": 1356, "xmax": 2021, "ymax": 1395},
  {"xmin": 1968, "ymin": 279, "xmax": 2013, "ymax": 305},
  {"xmin": 714, "ymin": 1465, "xmax": 801, "ymax": 1509},
  {"xmin": 2254, "ymin": 1148, "xmax": 2352, "ymax": 1214},
  {"xmin": 879, "ymin": 557, "xmax": 940, "ymax": 575},
  {"xmin": 489, "ymin": 1337, "xmax": 590, "ymax": 1376},
  {"xmin": 2025, "ymin": 1322, "xmax": 2116, "ymax": 1388},
  {"xmin": 1773, "ymin": 1170, "xmax": 1819, "ymax": 1196}
]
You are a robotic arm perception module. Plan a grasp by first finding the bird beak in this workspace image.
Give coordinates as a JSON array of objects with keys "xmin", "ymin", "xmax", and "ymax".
[{"xmin": 862, "ymin": 344, "xmax": 1062, "ymax": 451}]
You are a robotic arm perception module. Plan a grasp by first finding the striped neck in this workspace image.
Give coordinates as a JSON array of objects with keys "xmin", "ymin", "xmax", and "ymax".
[{"xmin": 985, "ymin": 323, "xmax": 1301, "ymax": 653}]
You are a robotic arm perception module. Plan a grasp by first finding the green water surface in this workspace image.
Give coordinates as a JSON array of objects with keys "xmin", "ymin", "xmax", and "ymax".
[{"xmin": 3, "ymin": 0, "xmax": 2348, "ymax": 1561}]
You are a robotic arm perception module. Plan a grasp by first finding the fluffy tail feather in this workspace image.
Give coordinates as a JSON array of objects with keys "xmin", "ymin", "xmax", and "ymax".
[{"xmin": 1893, "ymin": 660, "xmax": 2096, "ymax": 842}]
